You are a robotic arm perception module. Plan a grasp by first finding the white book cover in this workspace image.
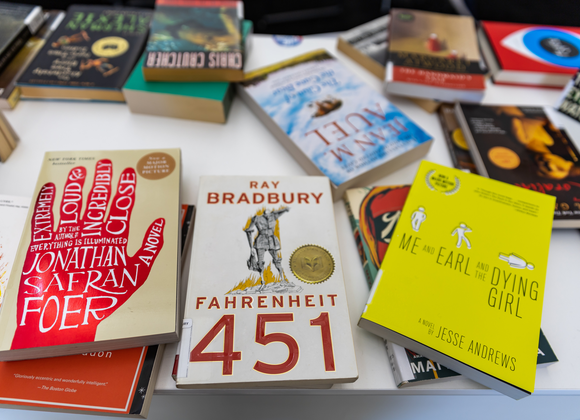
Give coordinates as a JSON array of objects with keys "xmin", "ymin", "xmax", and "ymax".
[
  {"xmin": 176, "ymin": 176, "xmax": 358, "ymax": 388},
  {"xmin": 0, "ymin": 195, "xmax": 29, "ymax": 309}
]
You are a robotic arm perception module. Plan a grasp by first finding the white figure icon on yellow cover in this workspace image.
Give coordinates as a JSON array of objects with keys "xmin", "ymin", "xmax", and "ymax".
[
  {"xmin": 452, "ymin": 223, "xmax": 471, "ymax": 249},
  {"xmin": 411, "ymin": 207, "xmax": 427, "ymax": 232},
  {"xmin": 499, "ymin": 253, "xmax": 535, "ymax": 270}
]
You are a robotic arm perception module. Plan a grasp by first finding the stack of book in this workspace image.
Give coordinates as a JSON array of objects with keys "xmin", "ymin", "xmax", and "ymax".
[{"xmin": 124, "ymin": 0, "xmax": 251, "ymax": 123}]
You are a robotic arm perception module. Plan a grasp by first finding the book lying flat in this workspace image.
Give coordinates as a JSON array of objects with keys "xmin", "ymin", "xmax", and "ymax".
[
  {"xmin": 0, "ymin": 149, "xmax": 181, "ymax": 361},
  {"xmin": 359, "ymin": 160, "xmax": 555, "ymax": 399}
]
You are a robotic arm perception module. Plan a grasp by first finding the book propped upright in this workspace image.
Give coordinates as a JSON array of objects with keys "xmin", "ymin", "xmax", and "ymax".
[
  {"xmin": 385, "ymin": 9, "xmax": 486, "ymax": 103},
  {"xmin": 0, "ymin": 149, "xmax": 181, "ymax": 361},
  {"xmin": 238, "ymin": 49, "xmax": 433, "ymax": 201},
  {"xmin": 455, "ymin": 103, "xmax": 580, "ymax": 228},
  {"xmin": 143, "ymin": 0, "xmax": 245, "ymax": 82},
  {"xmin": 359, "ymin": 161, "xmax": 555, "ymax": 399}
]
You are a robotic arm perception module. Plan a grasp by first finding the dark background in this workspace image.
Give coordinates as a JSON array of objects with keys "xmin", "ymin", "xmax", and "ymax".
[{"xmin": 8, "ymin": 0, "xmax": 580, "ymax": 34}]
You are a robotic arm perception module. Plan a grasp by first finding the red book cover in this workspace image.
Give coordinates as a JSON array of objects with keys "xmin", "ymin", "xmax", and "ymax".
[{"xmin": 481, "ymin": 21, "xmax": 580, "ymax": 75}]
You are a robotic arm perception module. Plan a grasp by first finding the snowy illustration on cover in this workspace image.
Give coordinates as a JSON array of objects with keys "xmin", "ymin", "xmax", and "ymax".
[{"xmin": 241, "ymin": 50, "xmax": 432, "ymax": 187}]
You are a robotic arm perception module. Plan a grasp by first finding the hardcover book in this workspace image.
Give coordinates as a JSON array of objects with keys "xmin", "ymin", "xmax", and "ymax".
[
  {"xmin": 175, "ymin": 176, "xmax": 358, "ymax": 388},
  {"xmin": 0, "ymin": 1, "xmax": 44, "ymax": 75},
  {"xmin": 0, "ymin": 11, "xmax": 65, "ymax": 110},
  {"xmin": 143, "ymin": 0, "xmax": 245, "ymax": 82},
  {"xmin": 17, "ymin": 5, "xmax": 152, "ymax": 102},
  {"xmin": 238, "ymin": 49, "xmax": 433, "ymax": 201},
  {"xmin": 455, "ymin": 103, "xmax": 580, "ymax": 228},
  {"xmin": 0, "ymin": 149, "xmax": 181, "ymax": 361},
  {"xmin": 387, "ymin": 329, "xmax": 558, "ymax": 388},
  {"xmin": 438, "ymin": 104, "xmax": 478, "ymax": 174},
  {"xmin": 0, "ymin": 204, "xmax": 194, "ymax": 417},
  {"xmin": 359, "ymin": 160, "xmax": 555, "ymax": 399},
  {"xmin": 555, "ymin": 70, "xmax": 580, "ymax": 121},
  {"xmin": 123, "ymin": 20, "xmax": 252, "ymax": 123},
  {"xmin": 385, "ymin": 9, "xmax": 486, "ymax": 103},
  {"xmin": 343, "ymin": 185, "xmax": 410, "ymax": 288},
  {"xmin": 479, "ymin": 21, "xmax": 580, "ymax": 88}
]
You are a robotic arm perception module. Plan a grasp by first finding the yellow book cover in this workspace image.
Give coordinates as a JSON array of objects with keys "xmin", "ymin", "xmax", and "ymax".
[{"xmin": 359, "ymin": 160, "xmax": 555, "ymax": 399}]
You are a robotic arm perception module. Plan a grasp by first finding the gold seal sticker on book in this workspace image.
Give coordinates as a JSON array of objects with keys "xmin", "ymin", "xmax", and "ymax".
[
  {"xmin": 289, "ymin": 244, "xmax": 335, "ymax": 284},
  {"xmin": 92, "ymin": 37, "xmax": 129, "ymax": 58},
  {"xmin": 137, "ymin": 152, "xmax": 176, "ymax": 180},
  {"xmin": 425, "ymin": 170, "xmax": 460, "ymax": 195},
  {"xmin": 488, "ymin": 146, "xmax": 521, "ymax": 169}
]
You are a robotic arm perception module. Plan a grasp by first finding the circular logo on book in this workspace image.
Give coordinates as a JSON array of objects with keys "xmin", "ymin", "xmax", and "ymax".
[
  {"xmin": 272, "ymin": 35, "xmax": 303, "ymax": 47},
  {"xmin": 425, "ymin": 170, "xmax": 460, "ymax": 195},
  {"xmin": 136, "ymin": 152, "xmax": 176, "ymax": 180},
  {"xmin": 488, "ymin": 146, "xmax": 521, "ymax": 169},
  {"xmin": 289, "ymin": 244, "xmax": 335, "ymax": 284},
  {"xmin": 92, "ymin": 37, "xmax": 130, "ymax": 58},
  {"xmin": 523, "ymin": 28, "xmax": 580, "ymax": 67}
]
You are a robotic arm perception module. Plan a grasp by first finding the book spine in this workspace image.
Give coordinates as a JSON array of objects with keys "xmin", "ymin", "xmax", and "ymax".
[
  {"xmin": 453, "ymin": 103, "xmax": 488, "ymax": 177},
  {"xmin": 0, "ymin": 26, "xmax": 32, "ymax": 75},
  {"xmin": 343, "ymin": 196, "xmax": 374, "ymax": 288},
  {"xmin": 385, "ymin": 340, "xmax": 408, "ymax": 387}
]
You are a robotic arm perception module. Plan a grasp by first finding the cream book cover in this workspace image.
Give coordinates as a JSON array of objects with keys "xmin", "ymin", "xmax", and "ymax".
[
  {"xmin": 359, "ymin": 161, "xmax": 555, "ymax": 399},
  {"xmin": 176, "ymin": 176, "xmax": 358, "ymax": 388},
  {"xmin": 0, "ymin": 149, "xmax": 181, "ymax": 361}
]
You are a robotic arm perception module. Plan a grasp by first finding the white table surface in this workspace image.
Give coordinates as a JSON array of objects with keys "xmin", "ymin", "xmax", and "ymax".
[{"xmin": 0, "ymin": 34, "xmax": 579, "ymax": 419}]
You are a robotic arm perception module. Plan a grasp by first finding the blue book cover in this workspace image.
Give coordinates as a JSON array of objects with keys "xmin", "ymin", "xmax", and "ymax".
[{"xmin": 240, "ymin": 50, "xmax": 432, "ymax": 188}]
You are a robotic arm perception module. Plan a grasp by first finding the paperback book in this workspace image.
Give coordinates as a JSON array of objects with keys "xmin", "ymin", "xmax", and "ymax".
[
  {"xmin": 175, "ymin": 176, "xmax": 358, "ymax": 388},
  {"xmin": 455, "ymin": 103, "xmax": 580, "ymax": 227},
  {"xmin": 0, "ymin": 203, "xmax": 194, "ymax": 417},
  {"xmin": 18, "ymin": 5, "xmax": 152, "ymax": 102},
  {"xmin": 143, "ymin": 0, "xmax": 245, "ymax": 82},
  {"xmin": 387, "ymin": 329, "xmax": 558, "ymax": 388},
  {"xmin": 359, "ymin": 160, "xmax": 555, "ymax": 399},
  {"xmin": 0, "ymin": 11, "xmax": 65, "ymax": 110},
  {"xmin": 238, "ymin": 49, "xmax": 433, "ymax": 201},
  {"xmin": 438, "ymin": 103, "xmax": 478, "ymax": 174},
  {"xmin": 0, "ymin": 149, "xmax": 181, "ymax": 361},
  {"xmin": 385, "ymin": 9, "xmax": 486, "ymax": 103},
  {"xmin": 479, "ymin": 21, "xmax": 580, "ymax": 88},
  {"xmin": 555, "ymin": 70, "xmax": 580, "ymax": 121},
  {"xmin": 343, "ymin": 185, "xmax": 410, "ymax": 288},
  {"xmin": 0, "ymin": 1, "xmax": 44, "ymax": 75},
  {"xmin": 124, "ymin": 20, "xmax": 252, "ymax": 123}
]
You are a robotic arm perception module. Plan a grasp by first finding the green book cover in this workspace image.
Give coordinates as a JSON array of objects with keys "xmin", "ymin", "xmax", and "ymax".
[{"xmin": 124, "ymin": 20, "xmax": 251, "ymax": 99}]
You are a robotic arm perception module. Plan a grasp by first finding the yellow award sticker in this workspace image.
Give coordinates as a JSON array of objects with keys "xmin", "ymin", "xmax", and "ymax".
[
  {"xmin": 289, "ymin": 244, "xmax": 335, "ymax": 284},
  {"xmin": 92, "ymin": 37, "xmax": 129, "ymax": 58},
  {"xmin": 451, "ymin": 128, "xmax": 469, "ymax": 150},
  {"xmin": 488, "ymin": 146, "xmax": 520, "ymax": 169},
  {"xmin": 136, "ymin": 152, "xmax": 176, "ymax": 180},
  {"xmin": 425, "ymin": 170, "xmax": 460, "ymax": 195}
]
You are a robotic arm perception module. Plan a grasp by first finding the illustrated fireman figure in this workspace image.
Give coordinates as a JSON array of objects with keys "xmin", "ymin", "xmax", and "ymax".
[
  {"xmin": 52, "ymin": 30, "xmax": 90, "ymax": 48},
  {"xmin": 244, "ymin": 207, "xmax": 290, "ymax": 291},
  {"xmin": 80, "ymin": 58, "xmax": 119, "ymax": 77}
]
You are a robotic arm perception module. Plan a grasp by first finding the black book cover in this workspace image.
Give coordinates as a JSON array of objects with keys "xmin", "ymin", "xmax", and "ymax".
[
  {"xmin": 18, "ymin": 5, "xmax": 152, "ymax": 92},
  {"xmin": 0, "ymin": 2, "xmax": 43, "ymax": 74},
  {"xmin": 459, "ymin": 104, "xmax": 580, "ymax": 224}
]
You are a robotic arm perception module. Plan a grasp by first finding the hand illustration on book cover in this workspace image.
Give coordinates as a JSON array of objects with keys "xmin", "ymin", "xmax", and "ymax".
[
  {"xmin": 451, "ymin": 223, "xmax": 471, "ymax": 249},
  {"xmin": 499, "ymin": 253, "xmax": 535, "ymax": 270},
  {"xmin": 411, "ymin": 207, "xmax": 426, "ymax": 232},
  {"xmin": 12, "ymin": 160, "xmax": 166, "ymax": 349}
]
